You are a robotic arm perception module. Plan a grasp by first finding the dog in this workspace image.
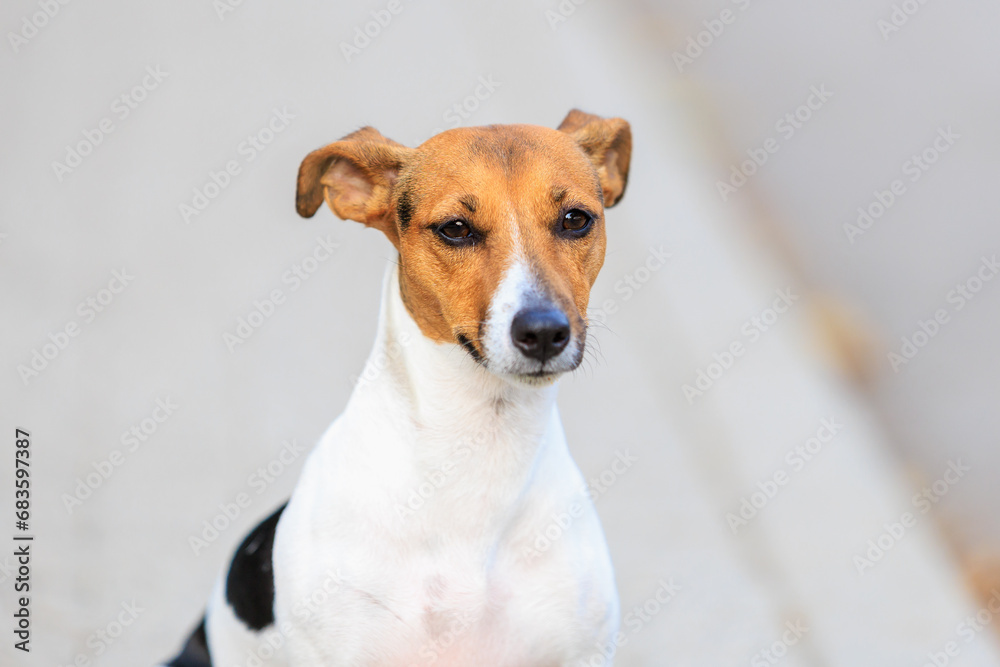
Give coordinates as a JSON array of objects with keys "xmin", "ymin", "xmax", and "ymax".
[{"xmin": 166, "ymin": 109, "xmax": 632, "ymax": 667}]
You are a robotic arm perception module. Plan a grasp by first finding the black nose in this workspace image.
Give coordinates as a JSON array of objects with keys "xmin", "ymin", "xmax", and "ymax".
[{"xmin": 510, "ymin": 308, "xmax": 571, "ymax": 364}]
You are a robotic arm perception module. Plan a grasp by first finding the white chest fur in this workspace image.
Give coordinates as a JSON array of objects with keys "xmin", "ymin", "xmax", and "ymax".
[{"xmin": 270, "ymin": 266, "xmax": 619, "ymax": 666}]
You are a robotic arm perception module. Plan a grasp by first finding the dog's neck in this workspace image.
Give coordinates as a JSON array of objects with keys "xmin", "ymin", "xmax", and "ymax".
[{"xmin": 349, "ymin": 265, "xmax": 562, "ymax": 506}]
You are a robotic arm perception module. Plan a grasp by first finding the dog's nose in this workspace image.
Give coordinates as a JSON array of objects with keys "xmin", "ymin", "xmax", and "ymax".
[{"xmin": 510, "ymin": 308, "xmax": 571, "ymax": 364}]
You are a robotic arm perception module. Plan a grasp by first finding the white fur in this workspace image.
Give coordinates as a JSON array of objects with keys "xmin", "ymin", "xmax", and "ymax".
[
  {"xmin": 482, "ymin": 255, "xmax": 584, "ymax": 382},
  {"xmin": 206, "ymin": 264, "xmax": 619, "ymax": 667}
]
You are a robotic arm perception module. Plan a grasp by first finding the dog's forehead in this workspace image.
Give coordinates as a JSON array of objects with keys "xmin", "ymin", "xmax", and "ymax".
[{"xmin": 410, "ymin": 125, "xmax": 599, "ymax": 199}]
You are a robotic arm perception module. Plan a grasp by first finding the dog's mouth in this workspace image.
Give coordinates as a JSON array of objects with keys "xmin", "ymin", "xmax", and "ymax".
[
  {"xmin": 509, "ymin": 370, "xmax": 563, "ymax": 387},
  {"xmin": 454, "ymin": 329, "xmax": 585, "ymax": 386},
  {"xmin": 455, "ymin": 333, "xmax": 485, "ymax": 364}
]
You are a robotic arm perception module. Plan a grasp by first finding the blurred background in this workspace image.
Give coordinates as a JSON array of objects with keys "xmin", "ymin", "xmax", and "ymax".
[{"xmin": 2, "ymin": 0, "xmax": 999, "ymax": 665}]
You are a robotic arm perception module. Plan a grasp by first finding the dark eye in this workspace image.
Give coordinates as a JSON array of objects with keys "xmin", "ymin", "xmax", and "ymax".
[
  {"xmin": 436, "ymin": 219, "xmax": 474, "ymax": 243},
  {"xmin": 561, "ymin": 209, "xmax": 593, "ymax": 234}
]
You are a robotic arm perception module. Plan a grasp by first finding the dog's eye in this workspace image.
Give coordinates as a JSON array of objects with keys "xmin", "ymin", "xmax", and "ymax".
[
  {"xmin": 436, "ymin": 220, "xmax": 473, "ymax": 243},
  {"xmin": 561, "ymin": 209, "xmax": 593, "ymax": 233}
]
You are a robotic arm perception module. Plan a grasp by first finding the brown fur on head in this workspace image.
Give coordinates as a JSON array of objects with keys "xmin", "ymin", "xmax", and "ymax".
[{"xmin": 296, "ymin": 110, "xmax": 631, "ymax": 380}]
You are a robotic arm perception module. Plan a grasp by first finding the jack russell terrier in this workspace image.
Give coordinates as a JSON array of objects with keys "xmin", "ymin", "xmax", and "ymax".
[{"xmin": 166, "ymin": 108, "xmax": 632, "ymax": 667}]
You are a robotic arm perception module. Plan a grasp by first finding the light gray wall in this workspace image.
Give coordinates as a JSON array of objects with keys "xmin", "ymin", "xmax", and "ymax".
[{"xmin": 2, "ymin": 1, "xmax": 997, "ymax": 666}]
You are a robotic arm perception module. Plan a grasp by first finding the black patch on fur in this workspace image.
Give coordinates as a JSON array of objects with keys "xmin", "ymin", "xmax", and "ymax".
[
  {"xmin": 167, "ymin": 618, "xmax": 212, "ymax": 667},
  {"xmin": 397, "ymin": 187, "xmax": 415, "ymax": 230},
  {"xmin": 225, "ymin": 503, "xmax": 287, "ymax": 631},
  {"xmin": 456, "ymin": 333, "xmax": 483, "ymax": 364}
]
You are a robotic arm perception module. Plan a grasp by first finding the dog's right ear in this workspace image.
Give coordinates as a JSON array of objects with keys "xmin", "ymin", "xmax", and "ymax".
[{"xmin": 296, "ymin": 127, "xmax": 413, "ymax": 244}]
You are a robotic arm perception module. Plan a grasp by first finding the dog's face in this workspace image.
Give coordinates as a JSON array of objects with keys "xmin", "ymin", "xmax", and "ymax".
[{"xmin": 296, "ymin": 110, "xmax": 631, "ymax": 385}]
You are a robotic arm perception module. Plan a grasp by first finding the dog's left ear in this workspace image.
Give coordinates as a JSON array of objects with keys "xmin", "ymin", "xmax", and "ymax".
[
  {"xmin": 296, "ymin": 127, "xmax": 414, "ymax": 245},
  {"xmin": 557, "ymin": 109, "xmax": 632, "ymax": 208}
]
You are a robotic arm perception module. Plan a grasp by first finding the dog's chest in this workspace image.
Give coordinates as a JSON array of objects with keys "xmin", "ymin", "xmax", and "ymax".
[
  {"xmin": 277, "ymin": 530, "xmax": 603, "ymax": 666},
  {"xmin": 270, "ymin": 370, "xmax": 616, "ymax": 665},
  {"xmin": 274, "ymin": 453, "xmax": 613, "ymax": 666}
]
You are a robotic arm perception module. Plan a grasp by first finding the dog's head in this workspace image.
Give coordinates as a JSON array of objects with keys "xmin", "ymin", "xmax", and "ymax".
[{"xmin": 296, "ymin": 109, "xmax": 631, "ymax": 386}]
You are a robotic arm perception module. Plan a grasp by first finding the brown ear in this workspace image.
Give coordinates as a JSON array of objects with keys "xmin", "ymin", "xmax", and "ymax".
[
  {"xmin": 295, "ymin": 127, "xmax": 413, "ymax": 244},
  {"xmin": 557, "ymin": 109, "xmax": 632, "ymax": 207}
]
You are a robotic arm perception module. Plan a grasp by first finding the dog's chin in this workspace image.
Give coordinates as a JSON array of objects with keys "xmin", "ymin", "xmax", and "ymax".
[
  {"xmin": 506, "ymin": 371, "xmax": 563, "ymax": 388},
  {"xmin": 489, "ymin": 354, "xmax": 583, "ymax": 388},
  {"xmin": 474, "ymin": 339, "xmax": 584, "ymax": 388}
]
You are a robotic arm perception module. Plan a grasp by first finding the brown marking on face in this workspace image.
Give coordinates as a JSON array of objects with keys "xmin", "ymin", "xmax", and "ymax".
[
  {"xmin": 392, "ymin": 125, "xmax": 610, "ymax": 355},
  {"xmin": 296, "ymin": 111, "xmax": 632, "ymax": 367}
]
